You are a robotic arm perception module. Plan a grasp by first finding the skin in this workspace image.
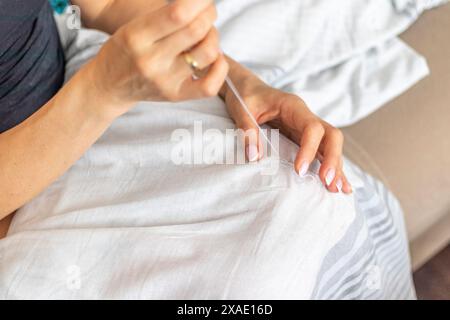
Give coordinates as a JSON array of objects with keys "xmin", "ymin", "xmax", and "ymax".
[
  {"xmin": 220, "ymin": 58, "xmax": 352, "ymax": 194},
  {"xmin": 0, "ymin": 0, "xmax": 351, "ymax": 227}
]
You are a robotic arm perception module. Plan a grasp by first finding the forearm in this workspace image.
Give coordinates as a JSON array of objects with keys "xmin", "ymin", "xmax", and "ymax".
[
  {"xmin": 0, "ymin": 61, "xmax": 123, "ymax": 219},
  {"xmin": 73, "ymin": 0, "xmax": 167, "ymax": 34}
]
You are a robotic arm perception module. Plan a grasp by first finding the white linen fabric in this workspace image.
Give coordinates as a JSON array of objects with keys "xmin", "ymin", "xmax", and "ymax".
[
  {"xmin": 0, "ymin": 96, "xmax": 413, "ymax": 299},
  {"xmin": 1, "ymin": 97, "xmax": 357, "ymax": 299},
  {"xmin": 215, "ymin": 0, "xmax": 447, "ymax": 127},
  {"xmin": 59, "ymin": 0, "xmax": 447, "ymax": 128},
  {"xmin": 1, "ymin": 0, "xmax": 441, "ymax": 299}
]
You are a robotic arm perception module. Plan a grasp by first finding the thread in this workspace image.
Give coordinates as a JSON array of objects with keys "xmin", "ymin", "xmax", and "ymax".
[{"xmin": 224, "ymin": 76, "xmax": 279, "ymax": 158}]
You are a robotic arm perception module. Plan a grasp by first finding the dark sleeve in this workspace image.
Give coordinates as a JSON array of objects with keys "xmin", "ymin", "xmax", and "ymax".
[{"xmin": 0, "ymin": 0, "xmax": 65, "ymax": 133}]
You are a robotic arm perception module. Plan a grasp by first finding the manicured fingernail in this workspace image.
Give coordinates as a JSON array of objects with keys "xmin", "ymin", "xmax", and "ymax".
[
  {"xmin": 346, "ymin": 184, "xmax": 353, "ymax": 194},
  {"xmin": 325, "ymin": 168, "xmax": 336, "ymax": 186},
  {"xmin": 336, "ymin": 178, "xmax": 343, "ymax": 192},
  {"xmin": 246, "ymin": 144, "xmax": 259, "ymax": 162},
  {"xmin": 298, "ymin": 162, "xmax": 309, "ymax": 177}
]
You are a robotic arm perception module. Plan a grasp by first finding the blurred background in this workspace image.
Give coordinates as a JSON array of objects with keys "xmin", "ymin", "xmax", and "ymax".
[{"xmin": 342, "ymin": 3, "xmax": 449, "ymax": 300}]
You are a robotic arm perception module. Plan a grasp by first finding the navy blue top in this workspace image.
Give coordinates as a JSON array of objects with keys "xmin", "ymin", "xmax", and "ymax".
[{"xmin": 0, "ymin": 0, "xmax": 65, "ymax": 133}]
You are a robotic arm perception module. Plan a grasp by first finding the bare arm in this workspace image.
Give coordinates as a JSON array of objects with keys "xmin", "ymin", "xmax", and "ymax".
[
  {"xmin": 0, "ymin": 0, "xmax": 225, "ymax": 220},
  {"xmin": 0, "ymin": 62, "xmax": 123, "ymax": 220}
]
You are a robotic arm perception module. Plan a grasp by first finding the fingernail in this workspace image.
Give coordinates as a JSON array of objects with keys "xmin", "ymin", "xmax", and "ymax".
[
  {"xmin": 325, "ymin": 168, "xmax": 336, "ymax": 186},
  {"xmin": 346, "ymin": 184, "xmax": 353, "ymax": 194},
  {"xmin": 336, "ymin": 178, "xmax": 343, "ymax": 192},
  {"xmin": 298, "ymin": 162, "xmax": 309, "ymax": 177},
  {"xmin": 246, "ymin": 144, "xmax": 259, "ymax": 162}
]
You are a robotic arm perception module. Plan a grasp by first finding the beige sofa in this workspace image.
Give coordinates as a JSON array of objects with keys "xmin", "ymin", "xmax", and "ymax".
[
  {"xmin": 343, "ymin": 3, "xmax": 450, "ymax": 270},
  {"xmin": 1, "ymin": 4, "xmax": 448, "ymax": 271}
]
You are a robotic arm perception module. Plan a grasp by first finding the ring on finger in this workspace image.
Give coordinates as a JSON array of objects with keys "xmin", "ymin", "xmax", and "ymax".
[{"xmin": 183, "ymin": 52, "xmax": 199, "ymax": 71}]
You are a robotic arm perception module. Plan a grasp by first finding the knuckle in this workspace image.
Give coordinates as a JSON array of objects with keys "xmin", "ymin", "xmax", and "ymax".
[
  {"xmin": 121, "ymin": 30, "xmax": 140, "ymax": 51},
  {"xmin": 243, "ymin": 125, "xmax": 258, "ymax": 134},
  {"xmin": 223, "ymin": 59, "xmax": 230, "ymax": 74},
  {"xmin": 217, "ymin": 55, "xmax": 230, "ymax": 74},
  {"xmin": 287, "ymin": 94, "xmax": 307, "ymax": 107},
  {"xmin": 188, "ymin": 18, "xmax": 208, "ymax": 39},
  {"xmin": 136, "ymin": 58, "xmax": 153, "ymax": 77},
  {"xmin": 169, "ymin": 4, "xmax": 189, "ymax": 25},
  {"xmin": 331, "ymin": 128, "xmax": 344, "ymax": 141},
  {"xmin": 210, "ymin": 27, "xmax": 219, "ymax": 42},
  {"xmin": 203, "ymin": 46, "xmax": 220, "ymax": 63},
  {"xmin": 200, "ymin": 81, "xmax": 219, "ymax": 97},
  {"xmin": 308, "ymin": 120, "xmax": 325, "ymax": 135},
  {"xmin": 206, "ymin": 5, "xmax": 218, "ymax": 22}
]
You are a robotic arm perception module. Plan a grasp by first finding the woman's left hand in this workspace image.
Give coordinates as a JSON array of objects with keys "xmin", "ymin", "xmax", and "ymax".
[{"xmin": 223, "ymin": 73, "xmax": 352, "ymax": 194}]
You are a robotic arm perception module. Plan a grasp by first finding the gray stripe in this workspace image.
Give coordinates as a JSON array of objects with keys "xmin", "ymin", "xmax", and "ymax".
[
  {"xmin": 334, "ymin": 228, "xmax": 408, "ymax": 300},
  {"xmin": 312, "ymin": 204, "xmax": 367, "ymax": 298},
  {"xmin": 328, "ymin": 232, "xmax": 406, "ymax": 300},
  {"xmin": 311, "ymin": 166, "xmax": 414, "ymax": 300},
  {"xmin": 316, "ymin": 198, "xmax": 398, "ymax": 297},
  {"xmin": 327, "ymin": 249, "xmax": 375, "ymax": 299}
]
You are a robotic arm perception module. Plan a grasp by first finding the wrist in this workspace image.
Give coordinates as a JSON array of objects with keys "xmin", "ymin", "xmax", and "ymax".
[
  {"xmin": 221, "ymin": 56, "xmax": 267, "ymax": 101},
  {"xmin": 80, "ymin": 58, "xmax": 136, "ymax": 122},
  {"xmin": 222, "ymin": 73, "xmax": 267, "ymax": 104}
]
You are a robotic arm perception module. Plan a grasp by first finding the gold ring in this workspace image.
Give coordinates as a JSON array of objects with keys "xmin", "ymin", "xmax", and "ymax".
[{"xmin": 183, "ymin": 52, "xmax": 199, "ymax": 70}]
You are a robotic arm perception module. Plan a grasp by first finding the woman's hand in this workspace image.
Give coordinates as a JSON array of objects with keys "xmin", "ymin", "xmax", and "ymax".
[
  {"xmin": 88, "ymin": 0, "xmax": 229, "ymax": 118},
  {"xmin": 223, "ymin": 65, "xmax": 352, "ymax": 194}
]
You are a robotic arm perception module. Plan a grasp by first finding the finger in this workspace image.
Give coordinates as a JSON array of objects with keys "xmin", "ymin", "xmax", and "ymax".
[
  {"xmin": 182, "ymin": 28, "xmax": 220, "ymax": 70},
  {"xmin": 339, "ymin": 174, "xmax": 353, "ymax": 194},
  {"xmin": 156, "ymin": 5, "xmax": 217, "ymax": 56},
  {"xmin": 225, "ymin": 91, "xmax": 264, "ymax": 162},
  {"xmin": 329, "ymin": 169, "xmax": 352, "ymax": 193},
  {"xmin": 327, "ymin": 169, "xmax": 343, "ymax": 193},
  {"xmin": 129, "ymin": 0, "xmax": 214, "ymax": 45},
  {"xmin": 294, "ymin": 121, "xmax": 325, "ymax": 177},
  {"xmin": 242, "ymin": 127, "xmax": 263, "ymax": 162},
  {"xmin": 180, "ymin": 53, "xmax": 229, "ymax": 99},
  {"xmin": 168, "ymin": 51, "xmax": 198, "ymax": 83},
  {"xmin": 336, "ymin": 159, "xmax": 353, "ymax": 194},
  {"xmin": 165, "ymin": 28, "xmax": 219, "ymax": 79},
  {"xmin": 318, "ymin": 127, "xmax": 344, "ymax": 190}
]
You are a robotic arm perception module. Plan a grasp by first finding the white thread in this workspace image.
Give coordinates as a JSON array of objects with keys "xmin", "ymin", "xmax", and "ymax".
[{"xmin": 224, "ymin": 76, "xmax": 279, "ymax": 158}]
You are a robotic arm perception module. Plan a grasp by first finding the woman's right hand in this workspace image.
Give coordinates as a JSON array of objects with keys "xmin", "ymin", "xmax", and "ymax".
[{"xmin": 89, "ymin": 0, "xmax": 229, "ymax": 117}]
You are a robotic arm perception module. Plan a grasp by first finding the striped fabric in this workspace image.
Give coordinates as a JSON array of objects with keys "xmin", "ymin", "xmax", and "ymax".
[{"xmin": 312, "ymin": 165, "xmax": 416, "ymax": 300}]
